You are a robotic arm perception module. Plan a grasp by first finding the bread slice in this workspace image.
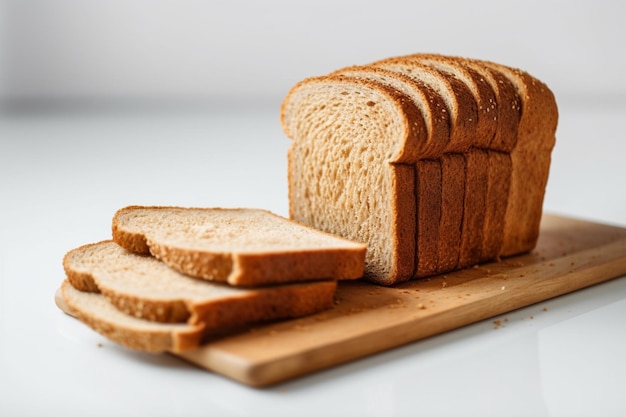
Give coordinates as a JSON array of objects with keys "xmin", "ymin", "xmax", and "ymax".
[
  {"xmin": 447, "ymin": 57, "xmax": 520, "ymax": 261},
  {"xmin": 457, "ymin": 58, "xmax": 521, "ymax": 152},
  {"xmin": 63, "ymin": 240, "xmax": 337, "ymax": 326},
  {"xmin": 437, "ymin": 153, "xmax": 465, "ymax": 273},
  {"xmin": 58, "ymin": 280, "xmax": 205, "ymax": 353},
  {"xmin": 478, "ymin": 61, "xmax": 558, "ymax": 256},
  {"xmin": 331, "ymin": 66, "xmax": 450, "ymax": 159},
  {"xmin": 329, "ymin": 66, "xmax": 450, "ymax": 279},
  {"xmin": 371, "ymin": 57, "xmax": 488, "ymax": 272},
  {"xmin": 282, "ymin": 76, "xmax": 423, "ymax": 284},
  {"xmin": 111, "ymin": 206, "xmax": 366, "ymax": 286},
  {"xmin": 406, "ymin": 53, "xmax": 498, "ymax": 149},
  {"xmin": 370, "ymin": 57, "xmax": 478, "ymax": 154}
]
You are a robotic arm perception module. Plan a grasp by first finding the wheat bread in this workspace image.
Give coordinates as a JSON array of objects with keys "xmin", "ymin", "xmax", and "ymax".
[
  {"xmin": 329, "ymin": 66, "xmax": 451, "ymax": 278},
  {"xmin": 406, "ymin": 53, "xmax": 498, "ymax": 149},
  {"xmin": 282, "ymin": 76, "xmax": 426, "ymax": 284},
  {"xmin": 478, "ymin": 60, "xmax": 558, "ymax": 256},
  {"xmin": 58, "ymin": 280, "xmax": 205, "ymax": 353},
  {"xmin": 371, "ymin": 57, "xmax": 489, "ymax": 272},
  {"xmin": 370, "ymin": 57, "xmax": 478, "ymax": 154},
  {"xmin": 408, "ymin": 54, "xmax": 518, "ymax": 265},
  {"xmin": 63, "ymin": 240, "xmax": 337, "ymax": 326},
  {"xmin": 441, "ymin": 56, "xmax": 520, "ymax": 260},
  {"xmin": 281, "ymin": 53, "xmax": 557, "ymax": 284},
  {"xmin": 437, "ymin": 153, "xmax": 466, "ymax": 273},
  {"xmin": 112, "ymin": 206, "xmax": 366, "ymax": 286},
  {"xmin": 331, "ymin": 66, "xmax": 450, "ymax": 159}
]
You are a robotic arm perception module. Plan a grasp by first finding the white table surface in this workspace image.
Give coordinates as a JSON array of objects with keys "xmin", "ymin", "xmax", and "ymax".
[{"xmin": 1, "ymin": 97, "xmax": 625, "ymax": 416}]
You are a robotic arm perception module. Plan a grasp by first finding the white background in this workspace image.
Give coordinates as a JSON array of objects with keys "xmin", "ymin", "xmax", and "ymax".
[
  {"xmin": 1, "ymin": 1, "xmax": 626, "ymax": 416},
  {"xmin": 2, "ymin": 0, "xmax": 626, "ymax": 103}
]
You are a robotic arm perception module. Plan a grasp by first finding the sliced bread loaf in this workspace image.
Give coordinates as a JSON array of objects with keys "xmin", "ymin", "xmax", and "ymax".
[
  {"xmin": 112, "ymin": 206, "xmax": 366, "ymax": 286},
  {"xmin": 281, "ymin": 53, "xmax": 557, "ymax": 284},
  {"xmin": 63, "ymin": 241, "xmax": 337, "ymax": 326}
]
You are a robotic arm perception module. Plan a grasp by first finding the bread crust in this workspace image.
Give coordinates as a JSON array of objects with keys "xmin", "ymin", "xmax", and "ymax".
[
  {"xmin": 63, "ymin": 241, "xmax": 337, "ymax": 326},
  {"xmin": 60, "ymin": 280, "xmax": 205, "ymax": 353},
  {"xmin": 112, "ymin": 206, "xmax": 366, "ymax": 286},
  {"xmin": 281, "ymin": 54, "xmax": 557, "ymax": 284},
  {"xmin": 479, "ymin": 61, "xmax": 558, "ymax": 256},
  {"xmin": 283, "ymin": 76, "xmax": 422, "ymax": 283},
  {"xmin": 436, "ymin": 153, "xmax": 465, "ymax": 273},
  {"xmin": 331, "ymin": 66, "xmax": 450, "ymax": 160},
  {"xmin": 371, "ymin": 57, "xmax": 478, "ymax": 155}
]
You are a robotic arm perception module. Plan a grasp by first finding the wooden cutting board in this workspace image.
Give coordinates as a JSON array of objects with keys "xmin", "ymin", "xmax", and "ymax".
[{"xmin": 177, "ymin": 214, "xmax": 626, "ymax": 387}]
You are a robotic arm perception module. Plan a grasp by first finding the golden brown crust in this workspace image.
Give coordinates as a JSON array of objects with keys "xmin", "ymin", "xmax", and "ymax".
[
  {"xmin": 414, "ymin": 160, "xmax": 441, "ymax": 277},
  {"xmin": 283, "ymin": 76, "xmax": 420, "ymax": 284},
  {"xmin": 281, "ymin": 53, "xmax": 557, "ymax": 283},
  {"xmin": 63, "ymin": 242, "xmax": 103, "ymax": 293},
  {"xmin": 112, "ymin": 205, "xmax": 366, "ymax": 286},
  {"xmin": 387, "ymin": 164, "xmax": 417, "ymax": 284},
  {"xmin": 331, "ymin": 66, "xmax": 450, "ymax": 160},
  {"xmin": 463, "ymin": 61, "xmax": 521, "ymax": 152},
  {"xmin": 458, "ymin": 148, "xmax": 489, "ymax": 268},
  {"xmin": 480, "ymin": 151, "xmax": 512, "ymax": 261},
  {"xmin": 62, "ymin": 241, "xmax": 339, "ymax": 327},
  {"xmin": 371, "ymin": 56, "xmax": 478, "ymax": 155},
  {"xmin": 406, "ymin": 53, "xmax": 499, "ymax": 150},
  {"xmin": 191, "ymin": 281, "xmax": 337, "ymax": 327},
  {"xmin": 479, "ymin": 62, "xmax": 558, "ymax": 256},
  {"xmin": 436, "ymin": 153, "xmax": 466, "ymax": 273},
  {"xmin": 60, "ymin": 280, "xmax": 205, "ymax": 353}
]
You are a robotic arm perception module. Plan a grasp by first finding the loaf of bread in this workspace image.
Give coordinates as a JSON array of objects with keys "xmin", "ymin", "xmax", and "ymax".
[
  {"xmin": 112, "ymin": 206, "xmax": 366, "ymax": 286},
  {"xmin": 281, "ymin": 53, "xmax": 558, "ymax": 285}
]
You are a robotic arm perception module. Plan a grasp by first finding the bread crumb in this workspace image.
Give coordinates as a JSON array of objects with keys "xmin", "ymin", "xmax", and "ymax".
[
  {"xmin": 441, "ymin": 281, "xmax": 448, "ymax": 288},
  {"xmin": 97, "ymin": 343, "xmax": 103, "ymax": 348},
  {"xmin": 417, "ymin": 303, "xmax": 425, "ymax": 310},
  {"xmin": 543, "ymin": 307, "xmax": 548, "ymax": 312},
  {"xmin": 493, "ymin": 319, "xmax": 502, "ymax": 329},
  {"xmin": 501, "ymin": 286, "xmax": 506, "ymax": 290},
  {"xmin": 530, "ymin": 315, "xmax": 534, "ymax": 320}
]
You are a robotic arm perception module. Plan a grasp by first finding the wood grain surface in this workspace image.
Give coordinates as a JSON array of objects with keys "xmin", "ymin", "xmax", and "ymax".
[{"xmin": 178, "ymin": 214, "xmax": 626, "ymax": 386}]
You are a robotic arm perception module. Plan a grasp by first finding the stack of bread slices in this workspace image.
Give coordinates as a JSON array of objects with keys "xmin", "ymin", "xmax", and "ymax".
[
  {"xmin": 56, "ymin": 206, "xmax": 366, "ymax": 352},
  {"xmin": 281, "ymin": 53, "xmax": 558, "ymax": 285}
]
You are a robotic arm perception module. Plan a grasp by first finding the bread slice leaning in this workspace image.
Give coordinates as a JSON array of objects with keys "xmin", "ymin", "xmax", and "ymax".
[
  {"xmin": 63, "ymin": 240, "xmax": 337, "ymax": 326},
  {"xmin": 112, "ymin": 206, "xmax": 366, "ymax": 286},
  {"xmin": 57, "ymin": 280, "xmax": 205, "ymax": 353}
]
